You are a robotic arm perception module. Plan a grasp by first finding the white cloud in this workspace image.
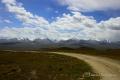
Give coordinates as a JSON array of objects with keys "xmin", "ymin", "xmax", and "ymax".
[
  {"xmin": 3, "ymin": 19, "xmax": 12, "ymax": 23},
  {"xmin": 0, "ymin": 18, "xmax": 12, "ymax": 24},
  {"xmin": 99, "ymin": 17, "xmax": 120, "ymax": 30},
  {"xmin": 58, "ymin": 0, "xmax": 120, "ymax": 12},
  {"xmin": 1, "ymin": 0, "xmax": 120, "ymax": 42},
  {"xmin": 2, "ymin": 0, "xmax": 16, "ymax": 5},
  {"xmin": 51, "ymin": 12, "xmax": 96, "ymax": 30},
  {"xmin": 2, "ymin": 0, "xmax": 49, "ymax": 27}
]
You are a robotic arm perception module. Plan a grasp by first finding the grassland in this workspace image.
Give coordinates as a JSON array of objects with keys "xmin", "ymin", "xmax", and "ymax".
[
  {"xmin": 0, "ymin": 51, "xmax": 99, "ymax": 80},
  {"xmin": 46, "ymin": 47, "xmax": 120, "ymax": 60}
]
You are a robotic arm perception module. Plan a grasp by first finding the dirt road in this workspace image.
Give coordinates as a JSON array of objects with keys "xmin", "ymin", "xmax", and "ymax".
[{"xmin": 52, "ymin": 52, "xmax": 120, "ymax": 80}]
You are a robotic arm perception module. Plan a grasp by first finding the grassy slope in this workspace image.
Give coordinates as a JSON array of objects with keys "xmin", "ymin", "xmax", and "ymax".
[
  {"xmin": 47, "ymin": 47, "xmax": 120, "ymax": 60},
  {"xmin": 0, "ymin": 51, "xmax": 99, "ymax": 80}
]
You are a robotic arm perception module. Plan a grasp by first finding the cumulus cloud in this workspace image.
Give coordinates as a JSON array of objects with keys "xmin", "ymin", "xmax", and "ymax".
[
  {"xmin": 2, "ymin": 0, "xmax": 16, "ymax": 5},
  {"xmin": 99, "ymin": 17, "xmax": 120, "ymax": 30},
  {"xmin": 2, "ymin": 0, "xmax": 49, "ymax": 27},
  {"xmin": 58, "ymin": 0, "xmax": 120, "ymax": 12},
  {"xmin": 0, "ymin": 19, "xmax": 12, "ymax": 23},
  {"xmin": 3, "ymin": 19, "xmax": 12, "ymax": 23},
  {"xmin": 0, "ymin": 0, "xmax": 120, "ymax": 42},
  {"xmin": 51, "ymin": 12, "xmax": 96, "ymax": 30}
]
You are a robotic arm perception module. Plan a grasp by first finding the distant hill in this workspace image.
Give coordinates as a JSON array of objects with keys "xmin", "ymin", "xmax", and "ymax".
[{"xmin": 0, "ymin": 38, "xmax": 120, "ymax": 50}]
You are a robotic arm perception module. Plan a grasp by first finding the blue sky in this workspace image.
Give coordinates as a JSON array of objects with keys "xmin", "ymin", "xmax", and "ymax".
[
  {"xmin": 0, "ymin": 0, "xmax": 120, "ymax": 27},
  {"xmin": 0, "ymin": 0, "xmax": 71, "ymax": 28},
  {"xmin": 0, "ymin": 0, "xmax": 120, "ymax": 41},
  {"xmin": 19, "ymin": 0, "xmax": 71, "ymax": 21}
]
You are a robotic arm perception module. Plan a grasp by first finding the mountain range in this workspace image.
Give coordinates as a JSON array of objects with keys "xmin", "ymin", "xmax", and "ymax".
[{"xmin": 0, "ymin": 38, "xmax": 120, "ymax": 50}]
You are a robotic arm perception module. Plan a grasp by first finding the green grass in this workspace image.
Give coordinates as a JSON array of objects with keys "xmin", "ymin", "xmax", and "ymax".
[{"xmin": 0, "ymin": 51, "xmax": 99, "ymax": 80}]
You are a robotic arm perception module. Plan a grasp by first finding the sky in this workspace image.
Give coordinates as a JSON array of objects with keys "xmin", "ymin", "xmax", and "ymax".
[{"xmin": 0, "ymin": 0, "xmax": 120, "ymax": 42}]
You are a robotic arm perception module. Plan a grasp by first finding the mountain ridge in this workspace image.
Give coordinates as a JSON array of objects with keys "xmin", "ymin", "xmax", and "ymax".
[{"xmin": 0, "ymin": 38, "xmax": 120, "ymax": 50}]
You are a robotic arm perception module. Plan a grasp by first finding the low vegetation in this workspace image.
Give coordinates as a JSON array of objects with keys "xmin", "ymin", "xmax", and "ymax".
[
  {"xmin": 46, "ymin": 47, "xmax": 120, "ymax": 60},
  {"xmin": 0, "ymin": 51, "xmax": 99, "ymax": 80}
]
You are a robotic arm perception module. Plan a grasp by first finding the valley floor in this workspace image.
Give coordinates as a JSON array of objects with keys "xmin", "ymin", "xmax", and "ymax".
[{"xmin": 0, "ymin": 50, "xmax": 99, "ymax": 80}]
